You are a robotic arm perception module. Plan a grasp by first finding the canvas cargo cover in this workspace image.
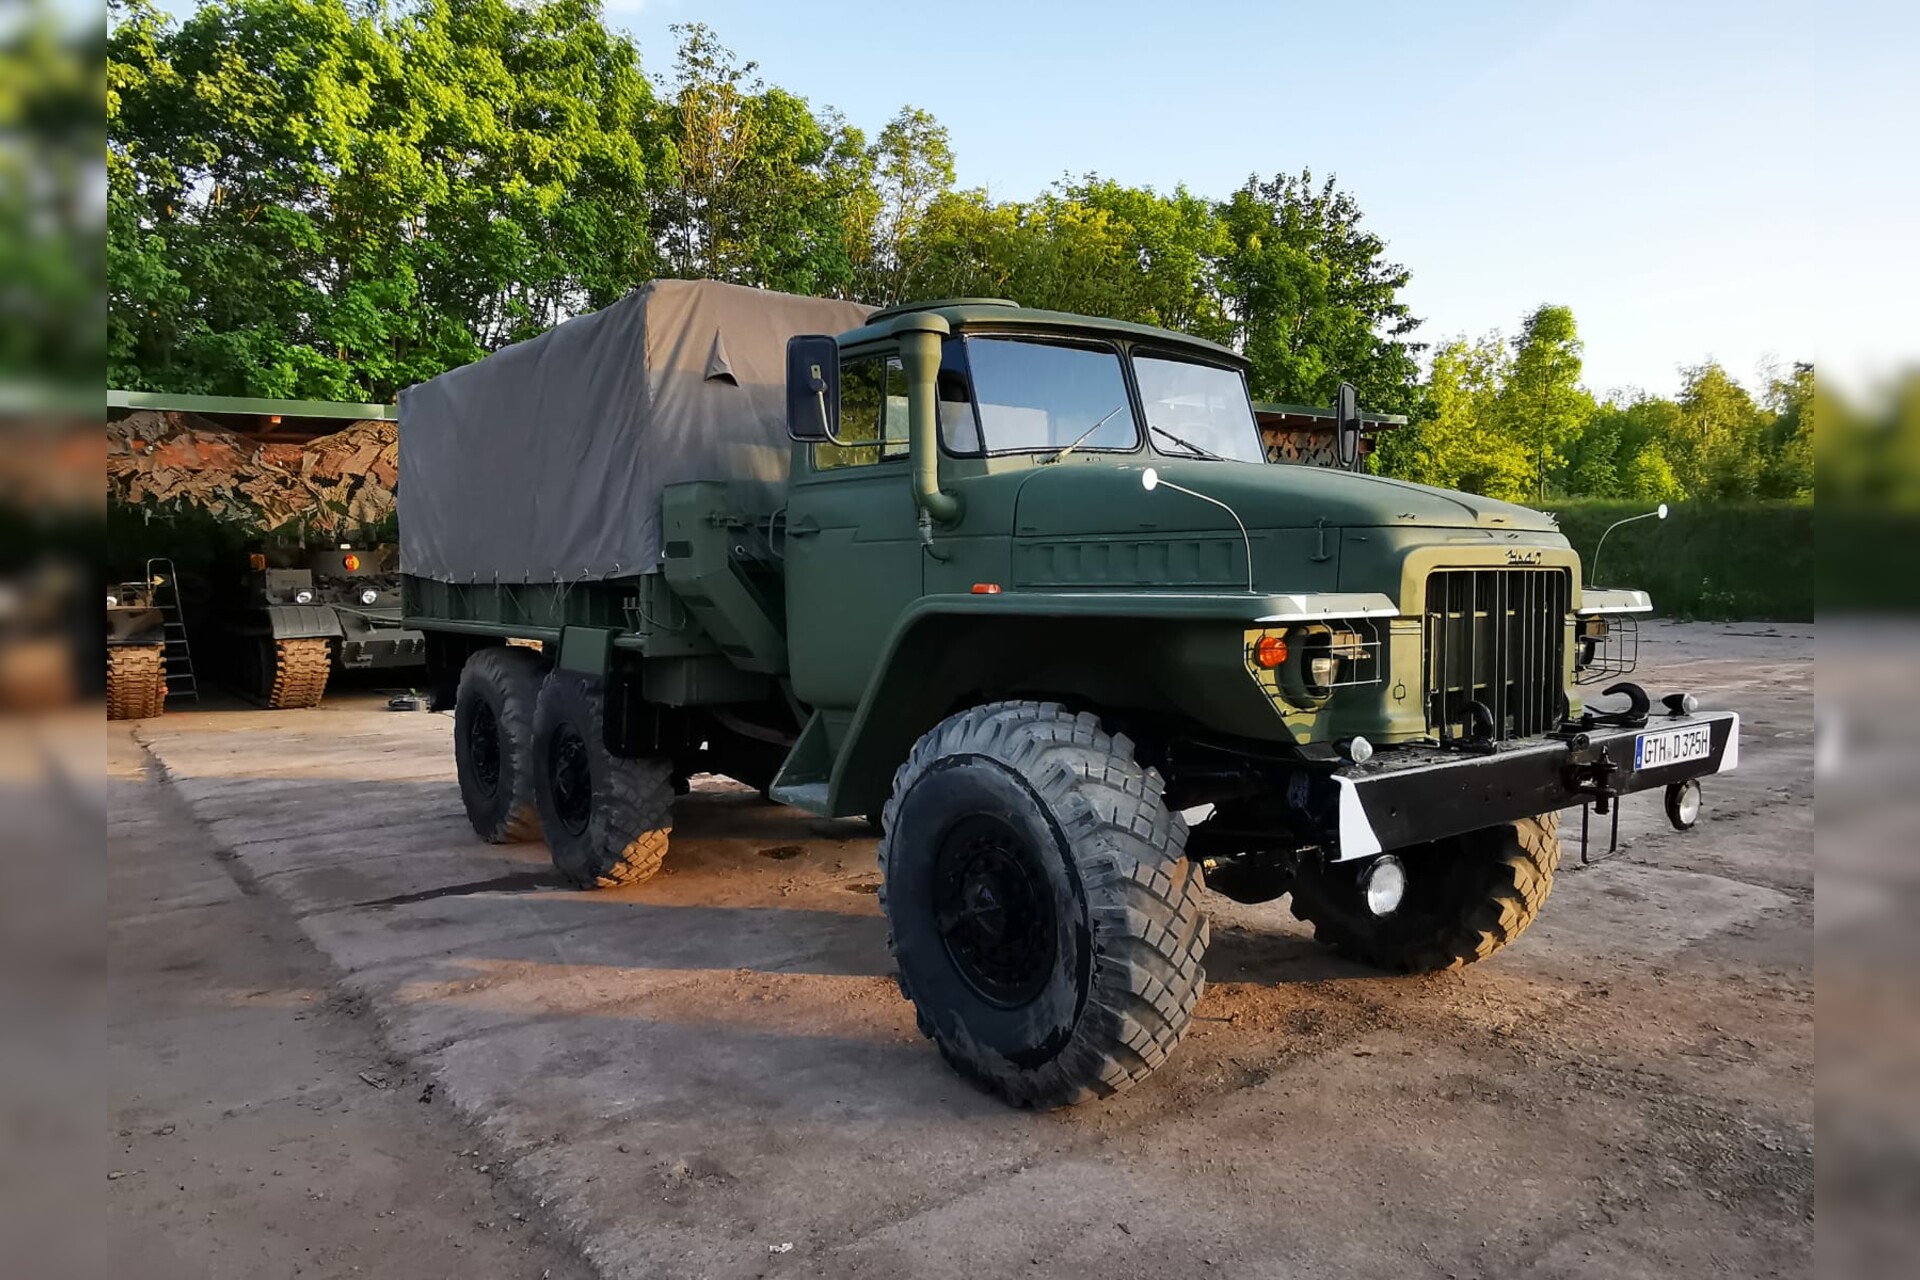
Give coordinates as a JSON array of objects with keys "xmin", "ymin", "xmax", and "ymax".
[{"xmin": 398, "ymin": 279, "xmax": 870, "ymax": 582}]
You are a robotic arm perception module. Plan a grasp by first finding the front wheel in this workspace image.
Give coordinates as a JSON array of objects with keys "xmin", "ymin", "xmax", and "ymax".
[
  {"xmin": 530, "ymin": 672, "xmax": 674, "ymax": 889},
  {"xmin": 879, "ymin": 701, "xmax": 1208, "ymax": 1109},
  {"xmin": 1287, "ymin": 812, "xmax": 1561, "ymax": 972}
]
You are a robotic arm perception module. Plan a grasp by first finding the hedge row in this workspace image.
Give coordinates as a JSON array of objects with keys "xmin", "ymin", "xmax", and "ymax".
[{"xmin": 1545, "ymin": 499, "xmax": 1813, "ymax": 621}]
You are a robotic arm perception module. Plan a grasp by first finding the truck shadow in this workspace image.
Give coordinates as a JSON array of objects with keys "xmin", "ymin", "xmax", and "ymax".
[{"xmin": 1202, "ymin": 924, "xmax": 1386, "ymax": 985}]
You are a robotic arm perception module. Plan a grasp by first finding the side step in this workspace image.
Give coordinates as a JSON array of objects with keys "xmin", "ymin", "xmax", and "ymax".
[{"xmin": 768, "ymin": 712, "xmax": 833, "ymax": 815}]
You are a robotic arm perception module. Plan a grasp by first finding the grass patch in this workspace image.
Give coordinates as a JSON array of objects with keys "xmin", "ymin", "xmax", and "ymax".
[{"xmin": 1547, "ymin": 499, "xmax": 1813, "ymax": 621}]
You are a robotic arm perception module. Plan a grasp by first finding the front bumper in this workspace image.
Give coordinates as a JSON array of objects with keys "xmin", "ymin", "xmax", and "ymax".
[{"xmin": 1330, "ymin": 710, "xmax": 1740, "ymax": 859}]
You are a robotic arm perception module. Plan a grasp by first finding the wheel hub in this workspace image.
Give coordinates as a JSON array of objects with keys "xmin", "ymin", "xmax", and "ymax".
[
  {"xmin": 931, "ymin": 815, "xmax": 1056, "ymax": 1006},
  {"xmin": 549, "ymin": 724, "xmax": 593, "ymax": 835},
  {"xmin": 467, "ymin": 702, "xmax": 501, "ymax": 797}
]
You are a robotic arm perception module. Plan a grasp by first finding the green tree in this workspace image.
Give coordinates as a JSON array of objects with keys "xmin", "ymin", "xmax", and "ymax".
[
  {"xmin": 655, "ymin": 23, "xmax": 863, "ymax": 296},
  {"xmin": 1377, "ymin": 334, "xmax": 1531, "ymax": 499},
  {"xmin": 1675, "ymin": 361, "xmax": 1769, "ymax": 499},
  {"xmin": 1760, "ymin": 362, "xmax": 1815, "ymax": 498},
  {"xmin": 1498, "ymin": 304, "xmax": 1593, "ymax": 501},
  {"xmin": 109, "ymin": 0, "xmax": 662, "ymax": 399},
  {"xmin": 864, "ymin": 106, "xmax": 955, "ymax": 303},
  {"xmin": 1216, "ymin": 169, "xmax": 1422, "ymax": 414},
  {"xmin": 1622, "ymin": 440, "xmax": 1682, "ymax": 501}
]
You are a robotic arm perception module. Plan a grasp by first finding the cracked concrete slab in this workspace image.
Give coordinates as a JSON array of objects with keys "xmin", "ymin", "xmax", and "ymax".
[{"xmin": 118, "ymin": 622, "xmax": 1814, "ymax": 1278}]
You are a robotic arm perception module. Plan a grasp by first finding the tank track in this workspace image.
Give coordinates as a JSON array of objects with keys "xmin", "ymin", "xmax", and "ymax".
[
  {"xmin": 106, "ymin": 644, "xmax": 168, "ymax": 721},
  {"xmin": 265, "ymin": 637, "xmax": 332, "ymax": 710}
]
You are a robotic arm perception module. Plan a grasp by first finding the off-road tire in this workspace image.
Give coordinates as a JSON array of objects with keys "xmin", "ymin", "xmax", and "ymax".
[
  {"xmin": 262, "ymin": 637, "xmax": 331, "ymax": 710},
  {"xmin": 453, "ymin": 646, "xmax": 545, "ymax": 843},
  {"xmin": 106, "ymin": 645, "xmax": 167, "ymax": 720},
  {"xmin": 879, "ymin": 701, "xmax": 1208, "ymax": 1109},
  {"xmin": 1288, "ymin": 812, "xmax": 1561, "ymax": 973},
  {"xmin": 531, "ymin": 672, "xmax": 674, "ymax": 889}
]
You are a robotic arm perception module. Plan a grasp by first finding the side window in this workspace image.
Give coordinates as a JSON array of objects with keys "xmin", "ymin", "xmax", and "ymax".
[
  {"xmin": 938, "ymin": 338, "xmax": 981, "ymax": 454},
  {"xmin": 815, "ymin": 356, "xmax": 885, "ymax": 470},
  {"xmin": 880, "ymin": 359, "xmax": 910, "ymax": 458}
]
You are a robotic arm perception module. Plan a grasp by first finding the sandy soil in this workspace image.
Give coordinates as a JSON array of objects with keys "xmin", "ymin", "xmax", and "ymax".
[{"xmin": 106, "ymin": 619, "xmax": 1814, "ymax": 1278}]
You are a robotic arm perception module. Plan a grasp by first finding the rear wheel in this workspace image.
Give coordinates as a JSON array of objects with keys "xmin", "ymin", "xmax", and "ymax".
[
  {"xmin": 106, "ymin": 644, "xmax": 167, "ymax": 720},
  {"xmin": 531, "ymin": 672, "xmax": 674, "ymax": 889},
  {"xmin": 1287, "ymin": 812, "xmax": 1561, "ymax": 972},
  {"xmin": 453, "ymin": 646, "xmax": 544, "ymax": 843},
  {"xmin": 880, "ymin": 701, "xmax": 1208, "ymax": 1109}
]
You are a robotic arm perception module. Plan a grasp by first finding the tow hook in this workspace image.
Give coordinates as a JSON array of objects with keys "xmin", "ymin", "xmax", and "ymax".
[{"xmin": 1561, "ymin": 734, "xmax": 1626, "ymax": 864}]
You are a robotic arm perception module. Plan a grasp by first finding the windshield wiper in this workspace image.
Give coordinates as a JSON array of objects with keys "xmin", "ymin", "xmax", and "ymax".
[
  {"xmin": 1149, "ymin": 423, "xmax": 1226, "ymax": 461},
  {"xmin": 1047, "ymin": 404, "xmax": 1128, "ymax": 464}
]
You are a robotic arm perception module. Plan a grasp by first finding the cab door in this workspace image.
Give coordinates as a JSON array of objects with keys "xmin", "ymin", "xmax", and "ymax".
[{"xmin": 784, "ymin": 352, "xmax": 923, "ymax": 711}]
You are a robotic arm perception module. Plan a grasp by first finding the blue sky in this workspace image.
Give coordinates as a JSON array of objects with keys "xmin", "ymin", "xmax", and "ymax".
[{"xmin": 142, "ymin": 0, "xmax": 1913, "ymax": 398}]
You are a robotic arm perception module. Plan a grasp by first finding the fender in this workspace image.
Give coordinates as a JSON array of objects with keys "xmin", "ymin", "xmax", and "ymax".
[
  {"xmin": 815, "ymin": 589, "xmax": 1397, "ymax": 817},
  {"xmin": 263, "ymin": 604, "xmax": 344, "ymax": 641}
]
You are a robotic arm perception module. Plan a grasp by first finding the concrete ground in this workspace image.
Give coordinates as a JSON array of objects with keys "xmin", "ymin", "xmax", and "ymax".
[{"xmin": 107, "ymin": 620, "xmax": 1814, "ymax": 1278}]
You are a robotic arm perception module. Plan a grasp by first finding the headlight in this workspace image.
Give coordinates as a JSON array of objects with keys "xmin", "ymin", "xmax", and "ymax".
[
  {"xmin": 1245, "ymin": 622, "xmax": 1383, "ymax": 711},
  {"xmin": 359, "ymin": 587, "xmax": 380, "ymax": 606},
  {"xmin": 295, "ymin": 589, "xmax": 315, "ymax": 604},
  {"xmin": 106, "ymin": 594, "xmax": 119, "ymax": 608}
]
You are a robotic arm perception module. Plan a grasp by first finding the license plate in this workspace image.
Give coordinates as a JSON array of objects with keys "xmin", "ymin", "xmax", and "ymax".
[{"xmin": 1634, "ymin": 724, "xmax": 1713, "ymax": 771}]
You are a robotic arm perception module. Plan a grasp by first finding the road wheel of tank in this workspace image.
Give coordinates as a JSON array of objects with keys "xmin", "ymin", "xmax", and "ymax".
[
  {"xmin": 531, "ymin": 672, "xmax": 674, "ymax": 889},
  {"xmin": 453, "ymin": 646, "xmax": 545, "ymax": 843},
  {"xmin": 106, "ymin": 645, "xmax": 167, "ymax": 720},
  {"xmin": 1287, "ymin": 812, "xmax": 1561, "ymax": 973},
  {"xmin": 879, "ymin": 701, "xmax": 1208, "ymax": 1109},
  {"xmin": 259, "ymin": 637, "xmax": 331, "ymax": 709}
]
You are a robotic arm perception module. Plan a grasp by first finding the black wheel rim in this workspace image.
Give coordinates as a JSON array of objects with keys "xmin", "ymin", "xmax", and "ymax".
[
  {"xmin": 467, "ymin": 701, "xmax": 501, "ymax": 798},
  {"xmin": 548, "ymin": 724, "xmax": 593, "ymax": 837},
  {"xmin": 930, "ymin": 814, "xmax": 1057, "ymax": 1007}
]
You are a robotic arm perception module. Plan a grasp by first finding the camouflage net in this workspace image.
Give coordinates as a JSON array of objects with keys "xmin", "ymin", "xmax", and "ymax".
[{"xmin": 107, "ymin": 411, "xmax": 397, "ymax": 536}]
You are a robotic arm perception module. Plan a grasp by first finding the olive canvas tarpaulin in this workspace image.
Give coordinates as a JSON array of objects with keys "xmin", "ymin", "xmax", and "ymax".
[{"xmin": 397, "ymin": 279, "xmax": 870, "ymax": 583}]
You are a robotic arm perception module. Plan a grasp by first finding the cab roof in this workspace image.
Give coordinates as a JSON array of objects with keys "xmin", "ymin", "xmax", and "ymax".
[{"xmin": 838, "ymin": 298, "xmax": 1246, "ymax": 367}]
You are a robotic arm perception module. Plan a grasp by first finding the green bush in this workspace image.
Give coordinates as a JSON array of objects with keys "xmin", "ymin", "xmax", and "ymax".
[{"xmin": 1546, "ymin": 499, "xmax": 1813, "ymax": 621}]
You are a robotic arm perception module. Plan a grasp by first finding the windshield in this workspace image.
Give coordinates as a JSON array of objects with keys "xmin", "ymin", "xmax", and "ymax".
[
  {"xmin": 959, "ymin": 337, "xmax": 1139, "ymax": 455},
  {"xmin": 1132, "ymin": 354, "xmax": 1265, "ymax": 463}
]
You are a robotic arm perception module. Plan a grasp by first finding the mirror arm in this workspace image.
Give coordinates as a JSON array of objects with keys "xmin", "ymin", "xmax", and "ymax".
[{"xmin": 894, "ymin": 313, "xmax": 960, "ymax": 524}]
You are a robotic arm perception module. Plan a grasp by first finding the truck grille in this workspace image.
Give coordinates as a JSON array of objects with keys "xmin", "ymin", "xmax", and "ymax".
[{"xmin": 1424, "ymin": 568, "xmax": 1569, "ymax": 743}]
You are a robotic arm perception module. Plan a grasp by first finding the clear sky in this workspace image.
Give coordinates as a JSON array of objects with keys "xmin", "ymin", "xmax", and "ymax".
[{"xmin": 144, "ymin": 0, "xmax": 1914, "ymax": 399}]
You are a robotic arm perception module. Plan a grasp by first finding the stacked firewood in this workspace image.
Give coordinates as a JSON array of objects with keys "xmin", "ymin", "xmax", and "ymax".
[{"xmin": 108, "ymin": 411, "xmax": 397, "ymax": 535}]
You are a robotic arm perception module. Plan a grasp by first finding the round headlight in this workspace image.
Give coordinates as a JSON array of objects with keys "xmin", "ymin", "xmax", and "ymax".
[
  {"xmin": 106, "ymin": 594, "xmax": 119, "ymax": 608},
  {"xmin": 295, "ymin": 589, "xmax": 315, "ymax": 605},
  {"xmin": 360, "ymin": 587, "xmax": 379, "ymax": 606},
  {"xmin": 1363, "ymin": 855, "xmax": 1407, "ymax": 917},
  {"xmin": 1345, "ymin": 736, "xmax": 1374, "ymax": 765}
]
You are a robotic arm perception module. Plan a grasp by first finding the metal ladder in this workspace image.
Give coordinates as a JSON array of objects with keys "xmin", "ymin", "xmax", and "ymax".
[{"xmin": 145, "ymin": 557, "xmax": 200, "ymax": 703}]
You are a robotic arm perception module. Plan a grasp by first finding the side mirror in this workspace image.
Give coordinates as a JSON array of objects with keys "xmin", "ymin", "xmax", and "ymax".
[
  {"xmin": 786, "ymin": 335, "xmax": 841, "ymax": 442},
  {"xmin": 1334, "ymin": 381, "xmax": 1362, "ymax": 471}
]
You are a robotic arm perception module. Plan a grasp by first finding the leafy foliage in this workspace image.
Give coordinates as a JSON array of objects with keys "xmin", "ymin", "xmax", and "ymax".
[
  {"xmin": 107, "ymin": 1, "xmax": 1808, "ymax": 507},
  {"xmin": 108, "ymin": 3, "xmax": 1424, "ymax": 412}
]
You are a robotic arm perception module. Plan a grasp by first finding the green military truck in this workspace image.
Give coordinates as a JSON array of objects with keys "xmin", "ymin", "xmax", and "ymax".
[{"xmin": 401, "ymin": 280, "xmax": 1739, "ymax": 1108}]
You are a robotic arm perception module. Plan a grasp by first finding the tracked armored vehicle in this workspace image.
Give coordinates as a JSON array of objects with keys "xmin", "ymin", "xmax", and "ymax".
[
  {"xmin": 402, "ymin": 282, "xmax": 1740, "ymax": 1108},
  {"xmin": 106, "ymin": 580, "xmax": 167, "ymax": 720},
  {"xmin": 226, "ymin": 545, "xmax": 425, "ymax": 708}
]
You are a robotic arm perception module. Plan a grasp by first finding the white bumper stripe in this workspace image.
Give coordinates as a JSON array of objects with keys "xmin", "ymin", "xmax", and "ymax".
[{"xmin": 1333, "ymin": 776, "xmax": 1383, "ymax": 862}]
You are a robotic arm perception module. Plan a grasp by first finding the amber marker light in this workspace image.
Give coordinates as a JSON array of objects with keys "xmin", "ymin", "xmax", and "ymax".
[
  {"xmin": 971, "ymin": 583, "xmax": 1002, "ymax": 594},
  {"xmin": 343, "ymin": 553, "xmax": 361, "ymax": 572},
  {"xmin": 1253, "ymin": 635, "xmax": 1288, "ymax": 668}
]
